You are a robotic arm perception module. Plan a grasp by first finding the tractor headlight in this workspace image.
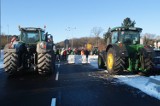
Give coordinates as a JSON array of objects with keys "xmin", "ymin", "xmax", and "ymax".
[{"xmin": 40, "ymin": 42, "xmax": 46, "ymax": 49}]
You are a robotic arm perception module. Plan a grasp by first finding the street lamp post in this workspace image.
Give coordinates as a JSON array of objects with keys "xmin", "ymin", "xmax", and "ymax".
[{"xmin": 65, "ymin": 27, "xmax": 76, "ymax": 49}]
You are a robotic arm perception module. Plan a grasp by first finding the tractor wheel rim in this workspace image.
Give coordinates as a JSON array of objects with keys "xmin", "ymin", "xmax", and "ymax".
[{"xmin": 107, "ymin": 53, "xmax": 114, "ymax": 70}]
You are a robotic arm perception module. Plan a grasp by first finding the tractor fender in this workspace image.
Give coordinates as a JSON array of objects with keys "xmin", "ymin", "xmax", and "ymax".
[
  {"xmin": 139, "ymin": 46, "xmax": 154, "ymax": 57},
  {"xmin": 36, "ymin": 41, "xmax": 54, "ymax": 53},
  {"xmin": 4, "ymin": 42, "xmax": 26, "ymax": 53},
  {"xmin": 106, "ymin": 44, "xmax": 128, "ymax": 57}
]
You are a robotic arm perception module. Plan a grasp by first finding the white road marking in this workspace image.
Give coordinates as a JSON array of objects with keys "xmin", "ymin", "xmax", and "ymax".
[
  {"xmin": 51, "ymin": 98, "xmax": 56, "ymax": 106},
  {"xmin": 55, "ymin": 63, "xmax": 60, "ymax": 68},
  {"xmin": 58, "ymin": 64, "xmax": 60, "ymax": 68},
  {"xmin": 55, "ymin": 71, "xmax": 59, "ymax": 81}
]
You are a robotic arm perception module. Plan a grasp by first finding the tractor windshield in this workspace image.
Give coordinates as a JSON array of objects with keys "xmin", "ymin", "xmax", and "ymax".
[
  {"xmin": 21, "ymin": 31, "xmax": 39, "ymax": 43},
  {"xmin": 120, "ymin": 31, "xmax": 140, "ymax": 44},
  {"xmin": 21, "ymin": 31, "xmax": 45, "ymax": 43}
]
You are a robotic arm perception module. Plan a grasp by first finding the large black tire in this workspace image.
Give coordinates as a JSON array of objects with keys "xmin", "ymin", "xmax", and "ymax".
[
  {"xmin": 37, "ymin": 52, "xmax": 55, "ymax": 75},
  {"xmin": 140, "ymin": 49, "xmax": 153, "ymax": 74},
  {"xmin": 98, "ymin": 55, "xmax": 105, "ymax": 69},
  {"xmin": 106, "ymin": 48, "xmax": 125, "ymax": 75},
  {"xmin": 4, "ymin": 52, "xmax": 18, "ymax": 75}
]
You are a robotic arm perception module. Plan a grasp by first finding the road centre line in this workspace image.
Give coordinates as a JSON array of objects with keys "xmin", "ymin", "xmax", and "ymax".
[
  {"xmin": 51, "ymin": 98, "xmax": 56, "ymax": 106},
  {"xmin": 55, "ymin": 71, "xmax": 59, "ymax": 81}
]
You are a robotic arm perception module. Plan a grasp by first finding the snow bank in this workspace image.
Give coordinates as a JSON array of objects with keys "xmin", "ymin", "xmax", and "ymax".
[
  {"xmin": 150, "ymin": 76, "xmax": 160, "ymax": 81},
  {"xmin": 87, "ymin": 55, "xmax": 160, "ymax": 100},
  {"xmin": 0, "ymin": 50, "xmax": 4, "ymax": 69},
  {"xmin": 115, "ymin": 75, "xmax": 160, "ymax": 100}
]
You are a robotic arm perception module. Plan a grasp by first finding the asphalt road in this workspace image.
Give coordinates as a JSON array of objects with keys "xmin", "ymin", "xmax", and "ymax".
[{"xmin": 0, "ymin": 62, "xmax": 160, "ymax": 106}]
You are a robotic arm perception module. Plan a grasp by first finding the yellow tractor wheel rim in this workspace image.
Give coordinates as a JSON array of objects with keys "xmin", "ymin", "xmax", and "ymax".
[{"xmin": 107, "ymin": 53, "xmax": 114, "ymax": 70}]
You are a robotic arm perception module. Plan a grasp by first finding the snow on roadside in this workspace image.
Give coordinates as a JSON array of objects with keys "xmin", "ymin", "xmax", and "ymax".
[
  {"xmin": 114, "ymin": 75, "xmax": 160, "ymax": 100},
  {"xmin": 150, "ymin": 76, "xmax": 160, "ymax": 81},
  {"xmin": 0, "ymin": 50, "xmax": 4, "ymax": 69},
  {"xmin": 88, "ymin": 55, "xmax": 160, "ymax": 100}
]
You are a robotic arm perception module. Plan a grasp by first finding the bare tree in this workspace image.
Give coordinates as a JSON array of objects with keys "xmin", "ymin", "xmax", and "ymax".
[
  {"xmin": 91, "ymin": 27, "xmax": 103, "ymax": 47},
  {"xmin": 103, "ymin": 27, "xmax": 111, "ymax": 43},
  {"xmin": 142, "ymin": 33, "xmax": 156, "ymax": 46}
]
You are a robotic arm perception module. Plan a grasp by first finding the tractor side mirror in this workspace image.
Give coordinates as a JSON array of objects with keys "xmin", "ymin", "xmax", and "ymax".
[
  {"xmin": 45, "ymin": 32, "xmax": 48, "ymax": 42},
  {"xmin": 50, "ymin": 35, "xmax": 53, "ymax": 41}
]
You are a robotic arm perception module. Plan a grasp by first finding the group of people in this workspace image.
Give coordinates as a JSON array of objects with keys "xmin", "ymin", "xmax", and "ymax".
[{"xmin": 55, "ymin": 48, "xmax": 90, "ymax": 61}]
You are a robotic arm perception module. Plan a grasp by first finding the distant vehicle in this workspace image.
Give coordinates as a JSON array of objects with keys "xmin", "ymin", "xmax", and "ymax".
[
  {"xmin": 153, "ymin": 49, "xmax": 160, "ymax": 71},
  {"xmin": 92, "ymin": 47, "xmax": 99, "ymax": 55},
  {"xmin": 98, "ymin": 18, "xmax": 154, "ymax": 75},
  {"xmin": 3, "ymin": 27, "xmax": 55, "ymax": 75}
]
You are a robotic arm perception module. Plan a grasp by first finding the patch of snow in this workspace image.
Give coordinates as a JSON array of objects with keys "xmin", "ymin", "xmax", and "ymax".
[
  {"xmin": 150, "ymin": 76, "xmax": 160, "ymax": 81},
  {"xmin": 115, "ymin": 75, "xmax": 160, "ymax": 100},
  {"xmin": 87, "ymin": 55, "xmax": 160, "ymax": 100}
]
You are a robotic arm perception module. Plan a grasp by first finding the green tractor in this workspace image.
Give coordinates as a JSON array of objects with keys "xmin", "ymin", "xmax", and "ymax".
[
  {"xmin": 98, "ymin": 18, "xmax": 154, "ymax": 74},
  {"xmin": 4, "ymin": 27, "xmax": 55, "ymax": 75}
]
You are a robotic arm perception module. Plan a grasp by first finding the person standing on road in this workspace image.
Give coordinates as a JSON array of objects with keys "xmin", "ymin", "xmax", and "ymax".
[
  {"xmin": 85, "ymin": 49, "xmax": 90, "ymax": 63},
  {"xmin": 81, "ymin": 49, "xmax": 85, "ymax": 55},
  {"xmin": 63, "ymin": 49, "xmax": 67, "ymax": 61},
  {"xmin": 56, "ymin": 48, "xmax": 60, "ymax": 61}
]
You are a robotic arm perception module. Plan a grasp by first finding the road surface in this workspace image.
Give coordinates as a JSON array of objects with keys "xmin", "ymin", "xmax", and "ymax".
[{"xmin": 0, "ymin": 61, "xmax": 159, "ymax": 106}]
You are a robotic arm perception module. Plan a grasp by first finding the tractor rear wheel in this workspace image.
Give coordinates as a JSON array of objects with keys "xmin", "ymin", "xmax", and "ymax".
[
  {"xmin": 106, "ymin": 48, "xmax": 125, "ymax": 75},
  {"xmin": 4, "ymin": 52, "xmax": 18, "ymax": 75},
  {"xmin": 98, "ymin": 55, "xmax": 105, "ymax": 69},
  {"xmin": 37, "ymin": 52, "xmax": 54, "ymax": 75},
  {"xmin": 140, "ymin": 50, "xmax": 153, "ymax": 74}
]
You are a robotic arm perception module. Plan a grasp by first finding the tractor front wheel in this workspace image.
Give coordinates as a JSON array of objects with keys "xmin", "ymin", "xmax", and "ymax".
[
  {"xmin": 98, "ymin": 55, "xmax": 105, "ymax": 69},
  {"xmin": 106, "ymin": 48, "xmax": 125, "ymax": 75}
]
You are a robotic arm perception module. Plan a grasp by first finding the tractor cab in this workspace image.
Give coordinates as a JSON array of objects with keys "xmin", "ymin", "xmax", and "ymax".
[
  {"xmin": 19, "ymin": 27, "xmax": 45, "ymax": 44},
  {"xmin": 110, "ymin": 27, "xmax": 142, "ymax": 45}
]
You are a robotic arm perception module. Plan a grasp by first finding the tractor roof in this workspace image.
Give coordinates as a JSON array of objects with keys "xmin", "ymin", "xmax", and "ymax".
[
  {"xmin": 20, "ymin": 27, "xmax": 45, "ymax": 32},
  {"xmin": 111, "ymin": 27, "xmax": 142, "ymax": 32}
]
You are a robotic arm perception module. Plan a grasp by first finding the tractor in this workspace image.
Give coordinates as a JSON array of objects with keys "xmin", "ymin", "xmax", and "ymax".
[
  {"xmin": 4, "ymin": 27, "xmax": 55, "ymax": 75},
  {"xmin": 98, "ymin": 18, "xmax": 154, "ymax": 74}
]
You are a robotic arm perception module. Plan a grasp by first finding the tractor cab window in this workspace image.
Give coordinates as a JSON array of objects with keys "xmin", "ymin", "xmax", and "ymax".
[
  {"xmin": 121, "ymin": 31, "xmax": 140, "ymax": 44},
  {"xmin": 41, "ymin": 31, "xmax": 45, "ymax": 41},
  {"xmin": 21, "ymin": 31, "xmax": 39, "ymax": 43},
  {"xmin": 112, "ymin": 32, "xmax": 118, "ymax": 43}
]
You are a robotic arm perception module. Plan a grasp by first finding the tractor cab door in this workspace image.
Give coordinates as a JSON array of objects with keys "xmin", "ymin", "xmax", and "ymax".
[{"xmin": 111, "ymin": 31, "xmax": 119, "ymax": 44}]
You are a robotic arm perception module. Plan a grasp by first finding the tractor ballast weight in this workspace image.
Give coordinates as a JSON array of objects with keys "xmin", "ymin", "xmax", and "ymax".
[
  {"xmin": 3, "ymin": 27, "xmax": 55, "ymax": 75},
  {"xmin": 98, "ymin": 18, "xmax": 154, "ymax": 74}
]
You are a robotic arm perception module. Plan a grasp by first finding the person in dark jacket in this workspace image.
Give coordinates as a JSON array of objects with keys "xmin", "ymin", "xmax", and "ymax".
[{"xmin": 85, "ymin": 49, "xmax": 90, "ymax": 63}]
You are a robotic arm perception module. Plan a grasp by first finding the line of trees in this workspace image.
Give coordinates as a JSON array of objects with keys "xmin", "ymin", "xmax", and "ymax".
[
  {"xmin": 142, "ymin": 33, "xmax": 160, "ymax": 47},
  {"xmin": 56, "ymin": 37, "xmax": 106, "ymax": 50},
  {"xmin": 0, "ymin": 35, "xmax": 13, "ymax": 49}
]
